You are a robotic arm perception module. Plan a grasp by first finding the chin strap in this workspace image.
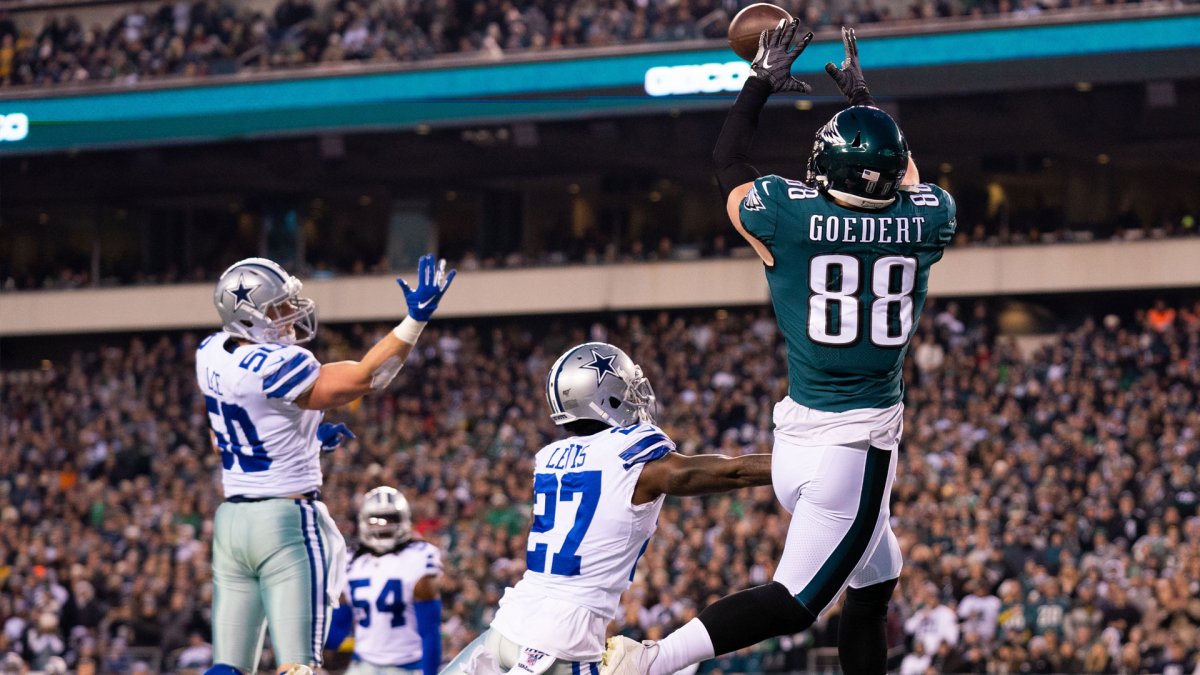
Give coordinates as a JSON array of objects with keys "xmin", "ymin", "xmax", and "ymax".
[{"xmin": 587, "ymin": 401, "xmax": 621, "ymax": 426}]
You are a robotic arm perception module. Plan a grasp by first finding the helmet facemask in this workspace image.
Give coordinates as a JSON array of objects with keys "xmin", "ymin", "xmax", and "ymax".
[
  {"xmin": 216, "ymin": 259, "xmax": 318, "ymax": 346},
  {"xmin": 358, "ymin": 487, "xmax": 413, "ymax": 553},
  {"xmin": 547, "ymin": 343, "xmax": 658, "ymax": 428},
  {"xmin": 622, "ymin": 364, "xmax": 657, "ymax": 424},
  {"xmin": 261, "ymin": 284, "xmax": 317, "ymax": 345}
]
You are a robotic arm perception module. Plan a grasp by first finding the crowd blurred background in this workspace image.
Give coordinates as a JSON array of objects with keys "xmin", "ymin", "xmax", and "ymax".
[
  {"xmin": 4, "ymin": 214, "xmax": 1200, "ymax": 292},
  {"xmin": 1, "ymin": 0, "xmax": 1193, "ymax": 89},
  {"xmin": 2, "ymin": 297, "xmax": 1199, "ymax": 673}
]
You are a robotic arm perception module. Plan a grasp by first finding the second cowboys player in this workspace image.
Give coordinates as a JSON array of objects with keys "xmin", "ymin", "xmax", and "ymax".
[
  {"xmin": 439, "ymin": 342, "xmax": 773, "ymax": 675},
  {"xmin": 326, "ymin": 486, "xmax": 443, "ymax": 675}
]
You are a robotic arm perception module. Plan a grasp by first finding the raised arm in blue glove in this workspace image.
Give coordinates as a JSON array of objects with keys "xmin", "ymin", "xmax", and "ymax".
[{"xmin": 397, "ymin": 254, "xmax": 456, "ymax": 322}]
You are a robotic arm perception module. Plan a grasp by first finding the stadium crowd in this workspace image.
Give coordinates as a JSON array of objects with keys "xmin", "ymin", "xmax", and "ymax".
[
  {"xmin": 2, "ymin": 297, "xmax": 1200, "ymax": 673},
  {"xmin": 0, "ymin": 0, "xmax": 1193, "ymax": 88}
]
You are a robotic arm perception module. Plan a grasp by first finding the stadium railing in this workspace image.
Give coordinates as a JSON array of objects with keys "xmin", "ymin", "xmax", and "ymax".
[{"xmin": 3, "ymin": 238, "xmax": 1200, "ymax": 336}]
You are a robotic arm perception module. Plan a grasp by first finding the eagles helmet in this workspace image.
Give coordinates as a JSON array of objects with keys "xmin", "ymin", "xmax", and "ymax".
[
  {"xmin": 213, "ymin": 258, "xmax": 317, "ymax": 345},
  {"xmin": 546, "ymin": 342, "xmax": 656, "ymax": 427},
  {"xmin": 358, "ymin": 486, "xmax": 413, "ymax": 553},
  {"xmin": 807, "ymin": 106, "xmax": 910, "ymax": 209}
]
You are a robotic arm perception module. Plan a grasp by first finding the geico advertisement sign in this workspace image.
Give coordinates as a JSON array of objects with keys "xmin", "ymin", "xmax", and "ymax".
[
  {"xmin": 0, "ymin": 113, "xmax": 29, "ymax": 142},
  {"xmin": 644, "ymin": 62, "xmax": 751, "ymax": 97}
]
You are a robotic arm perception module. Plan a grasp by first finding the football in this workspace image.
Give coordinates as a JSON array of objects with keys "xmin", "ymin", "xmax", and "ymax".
[{"xmin": 728, "ymin": 3, "xmax": 794, "ymax": 62}]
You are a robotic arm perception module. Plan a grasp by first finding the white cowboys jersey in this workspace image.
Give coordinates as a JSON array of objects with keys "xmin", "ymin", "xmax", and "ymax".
[
  {"xmin": 489, "ymin": 424, "xmax": 674, "ymax": 661},
  {"xmin": 195, "ymin": 332, "xmax": 324, "ymax": 498},
  {"xmin": 346, "ymin": 541, "xmax": 443, "ymax": 666}
]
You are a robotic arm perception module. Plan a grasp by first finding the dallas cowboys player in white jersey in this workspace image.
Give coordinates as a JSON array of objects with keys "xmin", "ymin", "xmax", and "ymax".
[
  {"xmin": 439, "ymin": 342, "xmax": 772, "ymax": 675},
  {"xmin": 325, "ymin": 486, "xmax": 443, "ymax": 675},
  {"xmin": 196, "ymin": 254, "xmax": 454, "ymax": 675}
]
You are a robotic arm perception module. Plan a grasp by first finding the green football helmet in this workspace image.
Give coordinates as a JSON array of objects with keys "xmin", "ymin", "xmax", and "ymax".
[{"xmin": 806, "ymin": 106, "xmax": 910, "ymax": 209}]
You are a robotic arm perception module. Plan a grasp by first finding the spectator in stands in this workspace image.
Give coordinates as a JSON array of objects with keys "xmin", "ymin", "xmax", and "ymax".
[
  {"xmin": 904, "ymin": 582, "xmax": 960, "ymax": 656},
  {"xmin": 1147, "ymin": 298, "xmax": 1178, "ymax": 332},
  {"xmin": 175, "ymin": 632, "xmax": 214, "ymax": 670},
  {"xmin": 898, "ymin": 640, "xmax": 930, "ymax": 675},
  {"xmin": 956, "ymin": 579, "xmax": 1001, "ymax": 643},
  {"xmin": 23, "ymin": 613, "xmax": 65, "ymax": 671}
]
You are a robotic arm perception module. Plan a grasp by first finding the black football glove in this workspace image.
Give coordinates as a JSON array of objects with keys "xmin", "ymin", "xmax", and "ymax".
[
  {"xmin": 751, "ymin": 18, "xmax": 814, "ymax": 95},
  {"xmin": 824, "ymin": 26, "xmax": 875, "ymax": 107}
]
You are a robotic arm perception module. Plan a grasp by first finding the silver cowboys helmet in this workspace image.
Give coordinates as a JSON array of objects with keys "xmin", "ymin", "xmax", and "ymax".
[
  {"xmin": 546, "ymin": 342, "xmax": 656, "ymax": 427},
  {"xmin": 358, "ymin": 486, "xmax": 413, "ymax": 553},
  {"xmin": 213, "ymin": 258, "xmax": 317, "ymax": 345}
]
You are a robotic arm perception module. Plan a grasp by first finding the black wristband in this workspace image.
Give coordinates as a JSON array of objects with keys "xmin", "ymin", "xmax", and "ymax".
[{"xmin": 713, "ymin": 77, "xmax": 772, "ymax": 195}]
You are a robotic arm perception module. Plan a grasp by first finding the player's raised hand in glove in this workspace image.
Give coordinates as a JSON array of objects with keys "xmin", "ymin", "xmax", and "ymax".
[
  {"xmin": 825, "ymin": 26, "xmax": 875, "ymax": 107},
  {"xmin": 317, "ymin": 422, "xmax": 355, "ymax": 453},
  {"xmin": 397, "ymin": 254, "xmax": 456, "ymax": 322},
  {"xmin": 751, "ymin": 18, "xmax": 814, "ymax": 95}
]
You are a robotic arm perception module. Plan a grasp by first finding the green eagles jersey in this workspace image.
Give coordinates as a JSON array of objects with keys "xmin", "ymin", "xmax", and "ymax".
[{"xmin": 740, "ymin": 175, "xmax": 956, "ymax": 412}]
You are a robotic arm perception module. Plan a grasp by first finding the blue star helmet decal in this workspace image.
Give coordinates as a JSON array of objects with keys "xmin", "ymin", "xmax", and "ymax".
[
  {"xmin": 581, "ymin": 348, "xmax": 619, "ymax": 385},
  {"xmin": 227, "ymin": 273, "xmax": 259, "ymax": 312}
]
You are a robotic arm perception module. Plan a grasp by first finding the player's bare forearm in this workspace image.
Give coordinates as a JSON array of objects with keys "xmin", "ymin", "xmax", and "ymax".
[
  {"xmin": 727, "ymin": 184, "xmax": 775, "ymax": 266},
  {"xmin": 413, "ymin": 574, "xmax": 440, "ymax": 602},
  {"xmin": 669, "ymin": 453, "xmax": 772, "ymax": 495},
  {"xmin": 297, "ymin": 332, "xmax": 415, "ymax": 410},
  {"xmin": 634, "ymin": 452, "xmax": 771, "ymax": 503},
  {"xmin": 296, "ymin": 254, "xmax": 454, "ymax": 410},
  {"xmin": 900, "ymin": 155, "xmax": 921, "ymax": 189}
]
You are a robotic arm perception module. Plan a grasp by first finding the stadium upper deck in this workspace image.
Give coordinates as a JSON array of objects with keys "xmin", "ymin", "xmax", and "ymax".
[
  {"xmin": 1, "ymin": 1, "xmax": 1198, "ymax": 322},
  {"xmin": 1, "ymin": 0, "xmax": 1195, "ymax": 91}
]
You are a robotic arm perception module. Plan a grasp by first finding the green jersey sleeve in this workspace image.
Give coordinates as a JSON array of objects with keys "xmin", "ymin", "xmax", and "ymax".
[
  {"xmin": 916, "ymin": 181, "xmax": 955, "ymax": 257},
  {"xmin": 738, "ymin": 175, "xmax": 789, "ymax": 247}
]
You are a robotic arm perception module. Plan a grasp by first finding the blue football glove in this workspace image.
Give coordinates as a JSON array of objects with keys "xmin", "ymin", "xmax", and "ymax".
[
  {"xmin": 317, "ymin": 423, "xmax": 355, "ymax": 453},
  {"xmin": 397, "ymin": 254, "xmax": 456, "ymax": 322}
]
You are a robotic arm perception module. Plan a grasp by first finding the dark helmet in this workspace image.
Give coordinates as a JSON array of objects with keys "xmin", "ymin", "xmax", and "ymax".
[{"xmin": 806, "ymin": 106, "xmax": 910, "ymax": 209}]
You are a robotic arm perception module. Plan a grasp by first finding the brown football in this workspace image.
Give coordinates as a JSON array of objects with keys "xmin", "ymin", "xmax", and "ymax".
[{"xmin": 728, "ymin": 3, "xmax": 793, "ymax": 62}]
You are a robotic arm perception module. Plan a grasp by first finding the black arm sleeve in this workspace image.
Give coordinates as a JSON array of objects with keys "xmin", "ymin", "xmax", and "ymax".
[
  {"xmin": 849, "ymin": 88, "xmax": 875, "ymax": 107},
  {"xmin": 713, "ymin": 77, "xmax": 772, "ymax": 197}
]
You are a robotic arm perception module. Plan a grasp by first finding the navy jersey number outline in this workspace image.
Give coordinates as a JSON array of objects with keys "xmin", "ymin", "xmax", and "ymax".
[
  {"xmin": 348, "ymin": 578, "xmax": 407, "ymax": 628},
  {"xmin": 238, "ymin": 344, "xmax": 285, "ymax": 373},
  {"xmin": 527, "ymin": 470, "xmax": 602, "ymax": 577},
  {"xmin": 204, "ymin": 395, "xmax": 272, "ymax": 472}
]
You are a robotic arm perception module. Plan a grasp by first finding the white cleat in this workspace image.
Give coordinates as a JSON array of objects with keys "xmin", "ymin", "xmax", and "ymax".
[{"xmin": 600, "ymin": 636, "xmax": 660, "ymax": 675}]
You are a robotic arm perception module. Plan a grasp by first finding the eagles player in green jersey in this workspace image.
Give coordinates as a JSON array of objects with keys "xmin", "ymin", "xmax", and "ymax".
[{"xmin": 602, "ymin": 22, "xmax": 955, "ymax": 675}]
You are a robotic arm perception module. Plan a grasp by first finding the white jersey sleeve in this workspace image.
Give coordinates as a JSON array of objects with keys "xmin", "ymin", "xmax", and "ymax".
[
  {"xmin": 260, "ymin": 346, "xmax": 321, "ymax": 403},
  {"xmin": 194, "ymin": 332, "xmax": 325, "ymax": 498},
  {"xmin": 489, "ymin": 424, "xmax": 675, "ymax": 661},
  {"xmin": 345, "ymin": 541, "xmax": 441, "ymax": 667}
]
